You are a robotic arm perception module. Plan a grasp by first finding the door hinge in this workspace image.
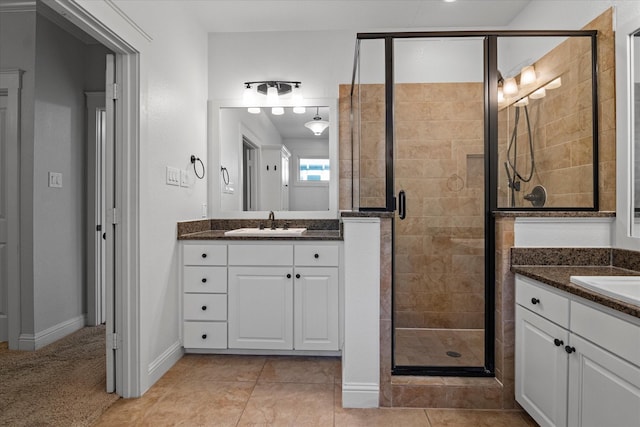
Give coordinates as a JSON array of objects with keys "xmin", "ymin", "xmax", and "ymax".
[
  {"xmin": 108, "ymin": 332, "xmax": 119, "ymax": 350},
  {"xmin": 111, "ymin": 83, "xmax": 118, "ymax": 100}
]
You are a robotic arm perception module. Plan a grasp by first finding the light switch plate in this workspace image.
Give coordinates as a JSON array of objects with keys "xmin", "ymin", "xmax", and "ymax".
[
  {"xmin": 180, "ymin": 169, "xmax": 190, "ymax": 187},
  {"xmin": 166, "ymin": 166, "xmax": 180, "ymax": 186},
  {"xmin": 48, "ymin": 172, "xmax": 62, "ymax": 188}
]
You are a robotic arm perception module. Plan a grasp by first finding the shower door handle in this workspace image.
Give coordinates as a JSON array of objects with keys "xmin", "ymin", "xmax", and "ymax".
[{"xmin": 398, "ymin": 190, "xmax": 406, "ymax": 220}]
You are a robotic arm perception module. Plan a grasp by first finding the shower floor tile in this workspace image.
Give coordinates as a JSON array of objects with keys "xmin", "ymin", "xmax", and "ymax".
[{"xmin": 394, "ymin": 328, "xmax": 484, "ymax": 367}]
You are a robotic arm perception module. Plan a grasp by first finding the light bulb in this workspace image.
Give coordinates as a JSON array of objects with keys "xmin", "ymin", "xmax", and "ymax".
[
  {"xmin": 271, "ymin": 107, "xmax": 284, "ymax": 115},
  {"xmin": 497, "ymin": 87, "xmax": 505, "ymax": 103},
  {"xmin": 292, "ymin": 84, "xmax": 303, "ymax": 103},
  {"xmin": 248, "ymin": 107, "xmax": 261, "ymax": 114},
  {"xmin": 520, "ymin": 65, "xmax": 536, "ymax": 86},
  {"xmin": 242, "ymin": 85, "xmax": 254, "ymax": 105},
  {"xmin": 266, "ymin": 86, "xmax": 278, "ymax": 104},
  {"xmin": 530, "ymin": 87, "xmax": 546, "ymax": 100},
  {"xmin": 503, "ymin": 77, "xmax": 518, "ymax": 95},
  {"xmin": 293, "ymin": 106, "xmax": 306, "ymax": 114}
]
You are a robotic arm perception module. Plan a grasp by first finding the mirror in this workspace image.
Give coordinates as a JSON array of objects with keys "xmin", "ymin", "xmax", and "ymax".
[
  {"xmin": 208, "ymin": 99, "xmax": 338, "ymax": 219},
  {"xmin": 633, "ymin": 31, "xmax": 640, "ymax": 235}
]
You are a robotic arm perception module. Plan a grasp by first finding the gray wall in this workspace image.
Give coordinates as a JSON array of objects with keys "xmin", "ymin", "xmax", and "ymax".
[{"xmin": 0, "ymin": 7, "xmax": 109, "ymax": 342}]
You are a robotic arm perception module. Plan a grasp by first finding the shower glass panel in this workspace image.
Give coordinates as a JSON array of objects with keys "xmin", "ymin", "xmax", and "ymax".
[
  {"xmin": 392, "ymin": 38, "xmax": 487, "ymax": 372},
  {"xmin": 496, "ymin": 35, "xmax": 597, "ymax": 209}
]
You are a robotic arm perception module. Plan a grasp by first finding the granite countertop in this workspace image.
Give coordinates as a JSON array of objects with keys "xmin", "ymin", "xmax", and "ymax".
[{"xmin": 179, "ymin": 229, "xmax": 342, "ymax": 241}]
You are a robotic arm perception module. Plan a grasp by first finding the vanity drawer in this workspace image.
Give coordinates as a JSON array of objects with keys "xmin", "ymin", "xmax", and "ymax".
[
  {"xmin": 183, "ymin": 321, "xmax": 227, "ymax": 349},
  {"xmin": 516, "ymin": 275, "xmax": 569, "ymax": 328},
  {"xmin": 571, "ymin": 301, "xmax": 640, "ymax": 367},
  {"xmin": 183, "ymin": 294, "xmax": 227, "ymax": 321},
  {"xmin": 295, "ymin": 245, "xmax": 339, "ymax": 267},
  {"xmin": 228, "ymin": 244, "xmax": 293, "ymax": 266},
  {"xmin": 184, "ymin": 266, "xmax": 227, "ymax": 293},
  {"xmin": 183, "ymin": 245, "xmax": 227, "ymax": 266}
]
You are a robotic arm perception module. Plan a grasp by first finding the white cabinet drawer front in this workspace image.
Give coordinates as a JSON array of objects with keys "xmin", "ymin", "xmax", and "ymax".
[
  {"xmin": 184, "ymin": 266, "xmax": 227, "ymax": 293},
  {"xmin": 516, "ymin": 275, "xmax": 569, "ymax": 328},
  {"xmin": 228, "ymin": 244, "xmax": 293, "ymax": 266},
  {"xmin": 183, "ymin": 294, "xmax": 227, "ymax": 321},
  {"xmin": 184, "ymin": 245, "xmax": 226, "ymax": 266},
  {"xmin": 570, "ymin": 301, "xmax": 640, "ymax": 367},
  {"xmin": 183, "ymin": 322, "xmax": 227, "ymax": 349},
  {"xmin": 295, "ymin": 245, "xmax": 339, "ymax": 267}
]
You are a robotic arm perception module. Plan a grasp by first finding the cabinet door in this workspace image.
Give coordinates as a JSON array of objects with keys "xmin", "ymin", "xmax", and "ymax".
[
  {"xmin": 516, "ymin": 306, "xmax": 569, "ymax": 427},
  {"xmin": 294, "ymin": 267, "xmax": 339, "ymax": 351},
  {"xmin": 228, "ymin": 267, "xmax": 293, "ymax": 350},
  {"xmin": 567, "ymin": 334, "xmax": 640, "ymax": 427}
]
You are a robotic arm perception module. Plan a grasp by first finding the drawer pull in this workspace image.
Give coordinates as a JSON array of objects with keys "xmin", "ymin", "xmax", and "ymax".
[
  {"xmin": 201, "ymin": 253, "xmax": 207, "ymax": 258},
  {"xmin": 201, "ymin": 305, "xmax": 207, "ymax": 311},
  {"xmin": 554, "ymin": 338, "xmax": 564, "ymax": 347},
  {"xmin": 287, "ymin": 273, "xmax": 292, "ymax": 279},
  {"xmin": 296, "ymin": 273, "xmax": 301, "ymax": 279},
  {"xmin": 201, "ymin": 278, "xmax": 207, "ymax": 283},
  {"xmin": 201, "ymin": 334, "xmax": 207, "ymax": 340},
  {"xmin": 565, "ymin": 345, "xmax": 576, "ymax": 354},
  {"xmin": 531, "ymin": 298, "xmax": 540, "ymax": 305},
  {"xmin": 314, "ymin": 253, "xmax": 319, "ymax": 259}
]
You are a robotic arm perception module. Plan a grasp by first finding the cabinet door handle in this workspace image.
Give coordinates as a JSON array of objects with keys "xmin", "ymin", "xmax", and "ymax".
[
  {"xmin": 531, "ymin": 298, "xmax": 540, "ymax": 305},
  {"xmin": 201, "ymin": 253, "xmax": 207, "ymax": 258},
  {"xmin": 314, "ymin": 253, "xmax": 319, "ymax": 259},
  {"xmin": 201, "ymin": 278, "xmax": 207, "ymax": 283},
  {"xmin": 554, "ymin": 338, "xmax": 564, "ymax": 347},
  {"xmin": 201, "ymin": 305, "xmax": 207, "ymax": 311},
  {"xmin": 201, "ymin": 334, "xmax": 207, "ymax": 339},
  {"xmin": 286, "ymin": 273, "xmax": 292, "ymax": 279},
  {"xmin": 296, "ymin": 274, "xmax": 301, "ymax": 279},
  {"xmin": 564, "ymin": 345, "xmax": 576, "ymax": 354}
]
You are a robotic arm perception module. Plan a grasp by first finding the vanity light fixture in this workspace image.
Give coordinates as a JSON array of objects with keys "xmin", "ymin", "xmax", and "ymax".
[
  {"xmin": 503, "ymin": 77, "xmax": 518, "ymax": 95},
  {"xmin": 242, "ymin": 80, "xmax": 303, "ymax": 115},
  {"xmin": 304, "ymin": 107, "xmax": 329, "ymax": 136},
  {"xmin": 520, "ymin": 65, "xmax": 537, "ymax": 86},
  {"xmin": 514, "ymin": 96, "xmax": 529, "ymax": 107},
  {"xmin": 530, "ymin": 87, "xmax": 546, "ymax": 99},
  {"xmin": 544, "ymin": 77, "xmax": 562, "ymax": 90}
]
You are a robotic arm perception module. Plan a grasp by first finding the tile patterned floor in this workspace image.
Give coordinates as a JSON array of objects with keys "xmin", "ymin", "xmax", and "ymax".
[
  {"xmin": 94, "ymin": 355, "xmax": 537, "ymax": 426},
  {"xmin": 395, "ymin": 328, "xmax": 484, "ymax": 367}
]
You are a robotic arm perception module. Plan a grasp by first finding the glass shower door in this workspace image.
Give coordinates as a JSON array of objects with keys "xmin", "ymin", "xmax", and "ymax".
[{"xmin": 392, "ymin": 37, "xmax": 487, "ymax": 372}]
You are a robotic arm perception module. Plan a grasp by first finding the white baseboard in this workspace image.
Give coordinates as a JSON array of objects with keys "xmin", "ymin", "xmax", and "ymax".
[
  {"xmin": 18, "ymin": 315, "xmax": 85, "ymax": 351},
  {"xmin": 341, "ymin": 382, "xmax": 379, "ymax": 408},
  {"xmin": 146, "ymin": 341, "xmax": 184, "ymax": 392}
]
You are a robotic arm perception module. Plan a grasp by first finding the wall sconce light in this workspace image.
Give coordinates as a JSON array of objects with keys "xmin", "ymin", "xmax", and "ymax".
[
  {"xmin": 242, "ymin": 80, "xmax": 303, "ymax": 115},
  {"xmin": 520, "ymin": 65, "xmax": 537, "ymax": 86},
  {"xmin": 304, "ymin": 107, "xmax": 329, "ymax": 136}
]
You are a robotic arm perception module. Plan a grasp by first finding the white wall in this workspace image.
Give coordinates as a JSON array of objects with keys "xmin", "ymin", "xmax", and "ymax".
[{"xmin": 74, "ymin": 0, "xmax": 209, "ymax": 394}]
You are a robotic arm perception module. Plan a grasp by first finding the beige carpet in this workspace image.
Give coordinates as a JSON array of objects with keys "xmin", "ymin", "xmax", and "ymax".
[{"xmin": 0, "ymin": 326, "xmax": 119, "ymax": 427}]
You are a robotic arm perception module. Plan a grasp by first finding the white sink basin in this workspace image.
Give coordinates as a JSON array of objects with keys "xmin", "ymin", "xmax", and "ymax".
[
  {"xmin": 224, "ymin": 227, "xmax": 307, "ymax": 237},
  {"xmin": 570, "ymin": 276, "xmax": 640, "ymax": 307}
]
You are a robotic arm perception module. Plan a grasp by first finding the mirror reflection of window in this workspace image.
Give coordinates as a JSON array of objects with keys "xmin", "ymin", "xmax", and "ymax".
[{"xmin": 299, "ymin": 158, "xmax": 330, "ymax": 182}]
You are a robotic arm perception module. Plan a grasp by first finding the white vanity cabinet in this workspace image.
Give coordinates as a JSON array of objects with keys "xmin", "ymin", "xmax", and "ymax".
[
  {"xmin": 181, "ymin": 240, "xmax": 341, "ymax": 353},
  {"xmin": 515, "ymin": 275, "xmax": 640, "ymax": 427},
  {"xmin": 182, "ymin": 244, "xmax": 228, "ymax": 349},
  {"xmin": 227, "ymin": 242, "xmax": 340, "ymax": 351}
]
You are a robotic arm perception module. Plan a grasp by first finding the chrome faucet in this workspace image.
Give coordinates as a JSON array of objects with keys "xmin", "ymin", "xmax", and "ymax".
[{"xmin": 268, "ymin": 211, "xmax": 275, "ymax": 229}]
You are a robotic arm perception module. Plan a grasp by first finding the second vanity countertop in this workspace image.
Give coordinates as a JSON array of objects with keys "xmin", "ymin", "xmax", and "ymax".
[{"xmin": 511, "ymin": 248, "xmax": 640, "ymax": 319}]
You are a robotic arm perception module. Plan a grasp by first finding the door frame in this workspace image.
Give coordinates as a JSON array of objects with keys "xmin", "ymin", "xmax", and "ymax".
[
  {"xmin": 0, "ymin": 69, "xmax": 22, "ymax": 349},
  {"xmin": 44, "ymin": 0, "xmax": 141, "ymax": 398}
]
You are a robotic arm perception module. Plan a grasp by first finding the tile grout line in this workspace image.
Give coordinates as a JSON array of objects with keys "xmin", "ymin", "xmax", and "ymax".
[{"xmin": 234, "ymin": 357, "xmax": 268, "ymax": 426}]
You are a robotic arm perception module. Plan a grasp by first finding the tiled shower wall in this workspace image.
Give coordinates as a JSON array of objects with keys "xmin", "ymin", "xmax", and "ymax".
[{"xmin": 340, "ymin": 82, "xmax": 486, "ymax": 330}]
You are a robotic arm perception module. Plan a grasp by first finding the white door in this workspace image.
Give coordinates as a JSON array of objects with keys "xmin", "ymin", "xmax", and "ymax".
[
  {"xmin": 515, "ymin": 306, "xmax": 569, "ymax": 427},
  {"xmin": 104, "ymin": 54, "xmax": 117, "ymax": 393},
  {"xmin": 0, "ymin": 93, "xmax": 8, "ymax": 342},
  {"xmin": 228, "ymin": 266, "xmax": 293, "ymax": 350},
  {"xmin": 567, "ymin": 334, "xmax": 640, "ymax": 427},
  {"xmin": 293, "ymin": 267, "xmax": 339, "ymax": 351}
]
